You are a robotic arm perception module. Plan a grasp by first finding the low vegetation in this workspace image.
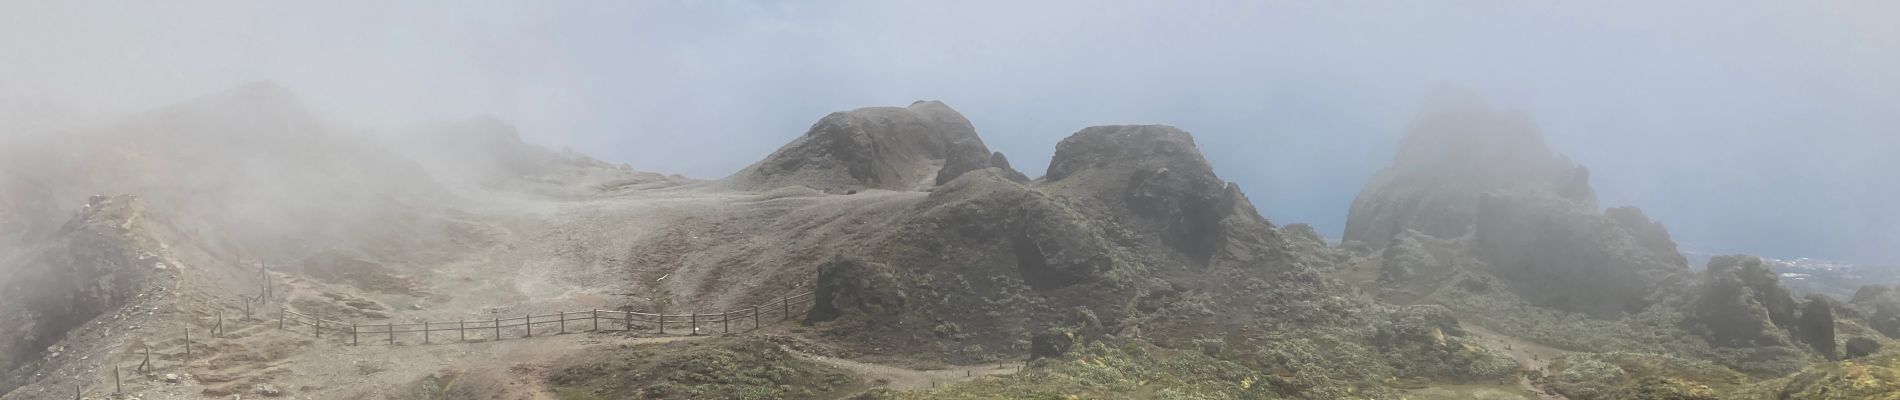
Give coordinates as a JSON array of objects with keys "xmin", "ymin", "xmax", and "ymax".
[
  {"xmin": 857, "ymin": 340, "xmax": 1274, "ymax": 400},
  {"xmin": 547, "ymin": 338, "xmax": 861, "ymax": 400}
]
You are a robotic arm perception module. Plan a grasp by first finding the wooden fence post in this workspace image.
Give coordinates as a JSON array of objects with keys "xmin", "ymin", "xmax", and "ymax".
[
  {"xmin": 460, "ymin": 319, "xmax": 466, "ymax": 342},
  {"xmin": 351, "ymin": 324, "xmax": 358, "ymax": 346},
  {"xmin": 494, "ymin": 317, "xmax": 501, "ymax": 339},
  {"xmin": 657, "ymin": 313, "xmax": 665, "ymax": 334},
  {"xmin": 314, "ymin": 313, "xmax": 322, "ymax": 338},
  {"xmin": 114, "ymin": 365, "xmax": 121, "ymax": 393},
  {"xmin": 591, "ymin": 310, "xmax": 599, "ymax": 331},
  {"xmin": 423, "ymin": 322, "xmax": 431, "ymax": 344},
  {"xmin": 723, "ymin": 310, "xmax": 730, "ymax": 334},
  {"xmin": 526, "ymin": 314, "xmax": 533, "ymax": 337},
  {"xmin": 279, "ymin": 309, "xmax": 286, "ymax": 330},
  {"xmin": 215, "ymin": 311, "xmax": 224, "ymax": 338},
  {"xmin": 183, "ymin": 326, "xmax": 191, "ymax": 359},
  {"xmin": 387, "ymin": 323, "xmax": 394, "ymax": 345},
  {"xmin": 691, "ymin": 312, "xmax": 699, "ymax": 335},
  {"xmin": 624, "ymin": 311, "xmax": 632, "ymax": 331},
  {"xmin": 753, "ymin": 307, "xmax": 760, "ymax": 330},
  {"xmin": 560, "ymin": 311, "xmax": 567, "ymax": 334}
]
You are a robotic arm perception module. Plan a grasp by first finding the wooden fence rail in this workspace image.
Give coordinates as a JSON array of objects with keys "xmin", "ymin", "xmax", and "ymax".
[{"xmin": 276, "ymin": 291, "xmax": 816, "ymax": 345}]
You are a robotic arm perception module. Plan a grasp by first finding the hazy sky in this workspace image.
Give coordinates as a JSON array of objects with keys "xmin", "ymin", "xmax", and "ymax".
[{"xmin": 3, "ymin": 1, "xmax": 1896, "ymax": 264}]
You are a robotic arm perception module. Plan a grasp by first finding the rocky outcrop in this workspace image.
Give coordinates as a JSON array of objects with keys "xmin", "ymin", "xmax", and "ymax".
[
  {"xmin": 727, "ymin": 101, "xmax": 1017, "ymax": 192},
  {"xmin": 1846, "ymin": 284, "xmax": 1900, "ymax": 338},
  {"xmin": 1691, "ymin": 255, "xmax": 1800, "ymax": 347},
  {"xmin": 1798, "ymin": 294, "xmax": 1838, "ymax": 359},
  {"xmin": 1041, "ymin": 125, "xmax": 1272, "ymax": 265},
  {"xmin": 986, "ymin": 151, "xmax": 1032, "ymax": 183},
  {"xmin": 1347, "ymin": 96, "xmax": 1688, "ymax": 316},
  {"xmin": 1344, "ymin": 98, "xmax": 1588, "ymax": 248},
  {"xmin": 0, "ymin": 196, "xmax": 161, "ymax": 391}
]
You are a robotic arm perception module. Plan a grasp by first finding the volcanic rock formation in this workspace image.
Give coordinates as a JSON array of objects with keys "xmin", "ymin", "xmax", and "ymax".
[
  {"xmin": 726, "ymin": 101, "xmax": 1024, "ymax": 192},
  {"xmin": 1345, "ymin": 96, "xmax": 1688, "ymax": 315}
]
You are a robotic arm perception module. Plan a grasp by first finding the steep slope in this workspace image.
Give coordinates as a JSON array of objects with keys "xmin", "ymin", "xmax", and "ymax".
[
  {"xmin": 0, "ymin": 196, "xmax": 165, "ymax": 393},
  {"xmin": 723, "ymin": 101, "xmax": 1024, "ymax": 192}
]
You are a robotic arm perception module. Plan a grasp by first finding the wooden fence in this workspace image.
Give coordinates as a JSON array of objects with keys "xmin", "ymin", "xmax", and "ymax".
[{"xmin": 275, "ymin": 291, "xmax": 816, "ymax": 345}]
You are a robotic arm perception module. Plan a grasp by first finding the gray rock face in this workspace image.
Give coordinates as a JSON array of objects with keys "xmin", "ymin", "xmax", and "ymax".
[{"xmin": 727, "ymin": 101, "xmax": 1015, "ymax": 192}]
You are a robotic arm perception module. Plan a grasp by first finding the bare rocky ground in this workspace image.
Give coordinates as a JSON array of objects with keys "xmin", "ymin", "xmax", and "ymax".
[{"xmin": 1, "ymin": 167, "xmax": 980, "ymax": 399}]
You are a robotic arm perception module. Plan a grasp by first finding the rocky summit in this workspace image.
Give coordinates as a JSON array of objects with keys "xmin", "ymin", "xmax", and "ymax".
[
  {"xmin": 1346, "ymin": 97, "xmax": 1687, "ymax": 316},
  {"xmin": 726, "ymin": 100, "xmax": 1024, "ymax": 193}
]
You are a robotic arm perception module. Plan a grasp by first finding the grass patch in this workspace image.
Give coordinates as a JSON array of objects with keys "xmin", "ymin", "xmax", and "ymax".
[
  {"xmin": 548, "ymin": 338, "xmax": 862, "ymax": 400},
  {"xmin": 861, "ymin": 340, "xmax": 1281, "ymax": 400}
]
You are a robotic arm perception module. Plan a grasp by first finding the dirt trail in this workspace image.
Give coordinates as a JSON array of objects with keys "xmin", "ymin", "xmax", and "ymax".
[
  {"xmin": 795, "ymin": 351, "xmax": 1023, "ymax": 390},
  {"xmin": 1464, "ymin": 324, "xmax": 1568, "ymax": 400}
]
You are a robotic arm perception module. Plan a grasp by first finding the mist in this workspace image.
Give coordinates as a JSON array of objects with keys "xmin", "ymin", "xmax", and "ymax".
[{"xmin": 4, "ymin": 1, "xmax": 1897, "ymax": 265}]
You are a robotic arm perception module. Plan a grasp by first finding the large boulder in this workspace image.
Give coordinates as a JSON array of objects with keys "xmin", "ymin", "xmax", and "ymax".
[{"xmin": 727, "ymin": 101, "xmax": 1018, "ymax": 192}]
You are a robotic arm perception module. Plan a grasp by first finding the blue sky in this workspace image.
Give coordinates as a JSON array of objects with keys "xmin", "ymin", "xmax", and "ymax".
[{"xmin": 2, "ymin": 1, "xmax": 1896, "ymax": 264}]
